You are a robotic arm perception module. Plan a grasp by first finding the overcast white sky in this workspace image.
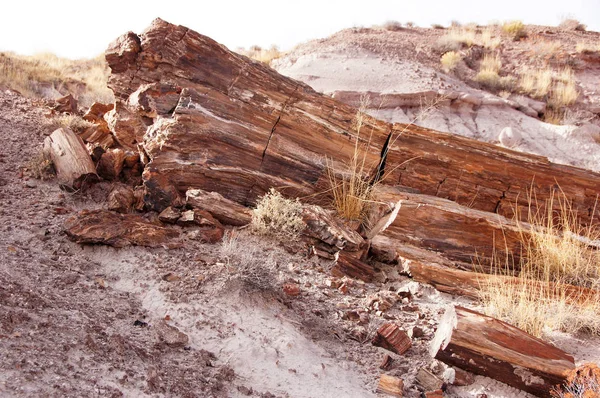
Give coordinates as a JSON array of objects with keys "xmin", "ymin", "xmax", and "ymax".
[{"xmin": 2, "ymin": 0, "xmax": 599, "ymax": 59}]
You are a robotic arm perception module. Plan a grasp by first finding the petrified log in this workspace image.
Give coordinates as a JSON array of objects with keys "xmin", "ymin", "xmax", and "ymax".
[
  {"xmin": 64, "ymin": 209, "xmax": 180, "ymax": 248},
  {"xmin": 158, "ymin": 206, "xmax": 181, "ymax": 224},
  {"xmin": 96, "ymin": 148, "xmax": 126, "ymax": 180},
  {"xmin": 105, "ymin": 18, "xmax": 600, "ymax": 228},
  {"xmin": 430, "ymin": 306, "xmax": 575, "ymax": 397},
  {"xmin": 331, "ymin": 251, "xmax": 374, "ymax": 282},
  {"xmin": 372, "ymin": 186, "xmax": 525, "ymax": 266},
  {"xmin": 377, "ymin": 374, "xmax": 404, "ymax": 397},
  {"xmin": 372, "ymin": 323, "xmax": 412, "ymax": 355},
  {"xmin": 415, "ymin": 368, "xmax": 445, "ymax": 392},
  {"xmin": 186, "ymin": 188, "xmax": 252, "ymax": 226},
  {"xmin": 43, "ymin": 128, "xmax": 97, "ymax": 190},
  {"xmin": 407, "ymin": 259, "xmax": 600, "ymax": 305},
  {"xmin": 178, "ymin": 209, "xmax": 224, "ymax": 243}
]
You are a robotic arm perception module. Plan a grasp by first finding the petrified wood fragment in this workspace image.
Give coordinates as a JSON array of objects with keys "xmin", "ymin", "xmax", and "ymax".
[{"xmin": 431, "ymin": 306, "xmax": 575, "ymax": 397}]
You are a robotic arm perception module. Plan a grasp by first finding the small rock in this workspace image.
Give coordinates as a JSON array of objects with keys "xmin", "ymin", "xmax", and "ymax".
[
  {"xmin": 158, "ymin": 206, "xmax": 181, "ymax": 224},
  {"xmin": 155, "ymin": 320, "xmax": 189, "ymax": 347},
  {"xmin": 162, "ymin": 273, "xmax": 181, "ymax": 282},
  {"xmin": 283, "ymin": 283, "xmax": 301, "ymax": 296},
  {"xmin": 133, "ymin": 320, "xmax": 148, "ymax": 327},
  {"xmin": 25, "ymin": 180, "xmax": 37, "ymax": 188},
  {"xmin": 498, "ymin": 127, "xmax": 521, "ymax": 148}
]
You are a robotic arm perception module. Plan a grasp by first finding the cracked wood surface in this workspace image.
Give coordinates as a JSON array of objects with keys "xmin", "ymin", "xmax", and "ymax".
[
  {"xmin": 105, "ymin": 18, "xmax": 600, "ymax": 231},
  {"xmin": 432, "ymin": 306, "xmax": 575, "ymax": 397}
]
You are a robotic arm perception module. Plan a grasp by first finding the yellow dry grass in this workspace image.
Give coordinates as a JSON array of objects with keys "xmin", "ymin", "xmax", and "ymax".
[
  {"xmin": 502, "ymin": 20, "xmax": 527, "ymax": 40},
  {"xmin": 479, "ymin": 191, "xmax": 600, "ymax": 337},
  {"xmin": 327, "ymin": 98, "xmax": 377, "ymax": 220},
  {"xmin": 440, "ymin": 51, "xmax": 461, "ymax": 72},
  {"xmin": 0, "ymin": 52, "xmax": 113, "ymax": 107},
  {"xmin": 237, "ymin": 45, "xmax": 282, "ymax": 65}
]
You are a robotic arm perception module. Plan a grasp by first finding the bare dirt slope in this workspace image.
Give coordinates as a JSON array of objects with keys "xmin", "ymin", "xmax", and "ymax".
[
  {"xmin": 273, "ymin": 24, "xmax": 600, "ymax": 172},
  {"xmin": 0, "ymin": 90, "xmax": 405, "ymax": 398}
]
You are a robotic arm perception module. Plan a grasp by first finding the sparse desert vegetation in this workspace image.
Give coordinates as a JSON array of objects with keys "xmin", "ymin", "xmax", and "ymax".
[
  {"xmin": 502, "ymin": 20, "xmax": 527, "ymax": 40},
  {"xmin": 251, "ymin": 188, "xmax": 304, "ymax": 236},
  {"xmin": 479, "ymin": 192, "xmax": 600, "ymax": 337},
  {"xmin": 440, "ymin": 50, "xmax": 461, "ymax": 72},
  {"xmin": 0, "ymin": 52, "xmax": 113, "ymax": 106},
  {"xmin": 237, "ymin": 45, "xmax": 282, "ymax": 65}
]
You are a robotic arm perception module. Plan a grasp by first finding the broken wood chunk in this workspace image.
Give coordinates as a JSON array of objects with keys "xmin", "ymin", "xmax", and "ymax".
[
  {"xmin": 416, "ymin": 368, "xmax": 445, "ymax": 392},
  {"xmin": 451, "ymin": 367, "xmax": 475, "ymax": 387},
  {"xmin": 64, "ymin": 209, "xmax": 180, "ymax": 248},
  {"xmin": 158, "ymin": 206, "xmax": 181, "ymax": 224},
  {"xmin": 431, "ymin": 306, "xmax": 575, "ymax": 397},
  {"xmin": 377, "ymin": 374, "xmax": 403, "ymax": 397},
  {"xmin": 379, "ymin": 355, "xmax": 394, "ymax": 370},
  {"xmin": 186, "ymin": 188, "xmax": 252, "ymax": 226},
  {"xmin": 52, "ymin": 94, "xmax": 77, "ymax": 114},
  {"xmin": 107, "ymin": 183, "xmax": 135, "ymax": 213},
  {"xmin": 331, "ymin": 251, "xmax": 374, "ymax": 283},
  {"xmin": 302, "ymin": 205, "xmax": 367, "ymax": 253},
  {"xmin": 43, "ymin": 128, "xmax": 98, "ymax": 190},
  {"xmin": 96, "ymin": 148, "xmax": 126, "ymax": 180},
  {"xmin": 372, "ymin": 323, "xmax": 411, "ymax": 355}
]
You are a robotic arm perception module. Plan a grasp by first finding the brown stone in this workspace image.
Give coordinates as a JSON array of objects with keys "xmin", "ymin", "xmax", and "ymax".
[
  {"xmin": 96, "ymin": 148, "xmax": 126, "ymax": 180},
  {"xmin": 282, "ymin": 283, "xmax": 300, "ymax": 296},
  {"xmin": 186, "ymin": 188, "xmax": 252, "ymax": 226},
  {"xmin": 64, "ymin": 209, "xmax": 180, "ymax": 248},
  {"xmin": 372, "ymin": 323, "xmax": 411, "ymax": 355},
  {"xmin": 158, "ymin": 206, "xmax": 181, "ymax": 224},
  {"xmin": 52, "ymin": 94, "xmax": 77, "ymax": 114},
  {"xmin": 107, "ymin": 183, "xmax": 135, "ymax": 213},
  {"xmin": 331, "ymin": 251, "xmax": 374, "ymax": 282}
]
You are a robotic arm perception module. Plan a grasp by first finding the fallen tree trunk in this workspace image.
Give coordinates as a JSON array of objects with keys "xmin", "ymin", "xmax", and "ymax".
[
  {"xmin": 407, "ymin": 259, "xmax": 600, "ymax": 305},
  {"xmin": 43, "ymin": 128, "xmax": 97, "ymax": 190},
  {"xmin": 106, "ymin": 18, "xmax": 600, "ymax": 228},
  {"xmin": 431, "ymin": 306, "xmax": 575, "ymax": 397}
]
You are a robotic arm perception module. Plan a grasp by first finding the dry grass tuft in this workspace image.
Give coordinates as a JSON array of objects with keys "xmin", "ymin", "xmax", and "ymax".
[
  {"xmin": 219, "ymin": 231, "xmax": 278, "ymax": 291},
  {"xmin": 431, "ymin": 24, "xmax": 445, "ymax": 30},
  {"xmin": 576, "ymin": 42, "xmax": 600, "ymax": 54},
  {"xmin": 251, "ymin": 188, "xmax": 304, "ymax": 236},
  {"xmin": 502, "ymin": 20, "xmax": 527, "ymax": 40},
  {"xmin": 45, "ymin": 114, "xmax": 95, "ymax": 134},
  {"xmin": 549, "ymin": 80, "xmax": 579, "ymax": 108},
  {"xmin": 237, "ymin": 45, "xmax": 282, "ymax": 65},
  {"xmin": 560, "ymin": 18, "xmax": 587, "ymax": 31},
  {"xmin": 479, "ymin": 191, "xmax": 600, "ymax": 337},
  {"xmin": 383, "ymin": 21, "xmax": 403, "ymax": 31},
  {"xmin": 553, "ymin": 364, "xmax": 600, "ymax": 398},
  {"xmin": 25, "ymin": 150, "xmax": 55, "ymax": 180},
  {"xmin": 475, "ymin": 53, "xmax": 512, "ymax": 90},
  {"xmin": 0, "ymin": 52, "xmax": 113, "ymax": 107},
  {"xmin": 440, "ymin": 51, "xmax": 462, "ymax": 72},
  {"xmin": 480, "ymin": 27, "xmax": 501, "ymax": 49},
  {"xmin": 327, "ymin": 98, "xmax": 379, "ymax": 221}
]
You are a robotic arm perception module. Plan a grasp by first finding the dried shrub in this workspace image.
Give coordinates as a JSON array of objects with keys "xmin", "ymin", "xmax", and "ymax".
[
  {"xmin": 383, "ymin": 21, "xmax": 403, "ymax": 31},
  {"xmin": 440, "ymin": 51, "xmax": 462, "ymax": 72},
  {"xmin": 46, "ymin": 114, "xmax": 95, "ymax": 134},
  {"xmin": 480, "ymin": 27, "xmax": 501, "ymax": 49},
  {"xmin": 26, "ymin": 150, "xmax": 55, "ymax": 180},
  {"xmin": 431, "ymin": 24, "xmax": 445, "ymax": 30},
  {"xmin": 553, "ymin": 364, "xmax": 600, "ymax": 398},
  {"xmin": 479, "ymin": 191, "xmax": 600, "ymax": 337},
  {"xmin": 219, "ymin": 232, "xmax": 277, "ymax": 291},
  {"xmin": 237, "ymin": 45, "xmax": 282, "ymax": 65},
  {"xmin": 560, "ymin": 19, "xmax": 587, "ymax": 31},
  {"xmin": 251, "ymin": 188, "xmax": 304, "ymax": 236},
  {"xmin": 502, "ymin": 20, "xmax": 527, "ymax": 40}
]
